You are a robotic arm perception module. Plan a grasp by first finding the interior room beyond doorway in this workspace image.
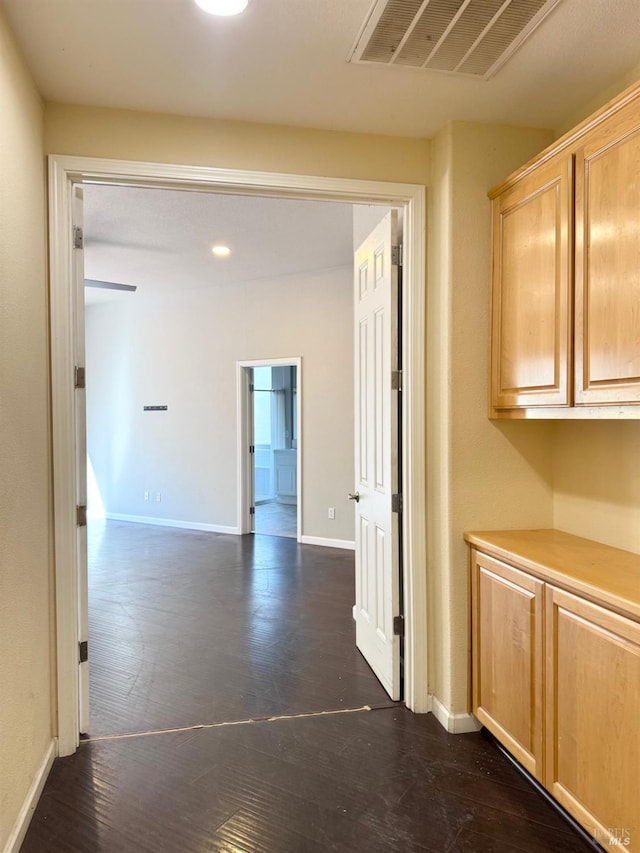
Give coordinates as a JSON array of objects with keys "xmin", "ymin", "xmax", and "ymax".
[
  {"xmin": 48, "ymin": 155, "xmax": 429, "ymax": 759},
  {"xmin": 252, "ymin": 364, "xmax": 298, "ymax": 539}
]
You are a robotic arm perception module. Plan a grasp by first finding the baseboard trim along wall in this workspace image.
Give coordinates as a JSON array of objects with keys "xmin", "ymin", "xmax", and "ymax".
[
  {"xmin": 299, "ymin": 535, "xmax": 355, "ymax": 550},
  {"xmin": 105, "ymin": 513, "xmax": 240, "ymax": 535},
  {"xmin": 103, "ymin": 516, "xmax": 354, "ymax": 545},
  {"xmin": 430, "ymin": 695, "xmax": 483, "ymax": 735},
  {"xmin": 4, "ymin": 738, "xmax": 57, "ymax": 853}
]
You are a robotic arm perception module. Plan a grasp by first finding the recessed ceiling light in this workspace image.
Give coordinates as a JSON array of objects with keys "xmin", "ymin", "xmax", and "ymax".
[
  {"xmin": 212, "ymin": 245, "xmax": 231, "ymax": 257},
  {"xmin": 194, "ymin": 0, "xmax": 249, "ymax": 16}
]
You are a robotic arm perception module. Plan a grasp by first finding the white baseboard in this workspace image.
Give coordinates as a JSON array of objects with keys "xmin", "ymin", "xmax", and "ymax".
[
  {"xmin": 105, "ymin": 513, "xmax": 240, "ymax": 535},
  {"xmin": 3, "ymin": 739, "xmax": 56, "ymax": 853},
  {"xmin": 299, "ymin": 535, "xmax": 355, "ymax": 551},
  {"xmin": 430, "ymin": 695, "xmax": 482, "ymax": 734}
]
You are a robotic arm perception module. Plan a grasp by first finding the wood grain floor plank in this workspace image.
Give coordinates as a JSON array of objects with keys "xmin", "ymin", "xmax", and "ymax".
[
  {"xmin": 22, "ymin": 522, "xmax": 596, "ymax": 852},
  {"xmin": 23, "ymin": 710, "xmax": 595, "ymax": 853},
  {"xmin": 86, "ymin": 521, "xmax": 390, "ymax": 736}
]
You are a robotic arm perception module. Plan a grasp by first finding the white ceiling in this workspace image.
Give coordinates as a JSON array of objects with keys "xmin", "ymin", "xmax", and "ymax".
[
  {"xmin": 83, "ymin": 185, "xmax": 355, "ymax": 304},
  {"xmin": 3, "ymin": 0, "xmax": 640, "ymax": 137}
]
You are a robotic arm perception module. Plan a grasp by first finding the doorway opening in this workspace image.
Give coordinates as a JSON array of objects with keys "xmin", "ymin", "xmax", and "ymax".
[
  {"xmin": 239, "ymin": 360, "xmax": 300, "ymax": 540},
  {"xmin": 49, "ymin": 155, "xmax": 427, "ymax": 755}
]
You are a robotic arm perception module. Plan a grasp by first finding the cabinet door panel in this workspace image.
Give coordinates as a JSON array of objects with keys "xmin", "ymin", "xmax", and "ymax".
[
  {"xmin": 471, "ymin": 550, "xmax": 544, "ymax": 778},
  {"xmin": 546, "ymin": 586, "xmax": 640, "ymax": 850},
  {"xmin": 491, "ymin": 155, "xmax": 573, "ymax": 411},
  {"xmin": 576, "ymin": 102, "xmax": 640, "ymax": 403}
]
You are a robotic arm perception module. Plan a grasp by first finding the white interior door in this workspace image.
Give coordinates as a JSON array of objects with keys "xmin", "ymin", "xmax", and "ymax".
[
  {"xmin": 248, "ymin": 368, "xmax": 256, "ymax": 533},
  {"xmin": 353, "ymin": 210, "xmax": 401, "ymax": 700},
  {"xmin": 73, "ymin": 184, "xmax": 90, "ymax": 733}
]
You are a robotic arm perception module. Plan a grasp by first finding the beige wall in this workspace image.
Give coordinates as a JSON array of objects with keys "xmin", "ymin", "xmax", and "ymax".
[
  {"xmin": 555, "ymin": 61, "xmax": 640, "ymax": 137},
  {"xmin": 86, "ymin": 265, "xmax": 355, "ymax": 543},
  {"xmin": 42, "ymin": 76, "xmax": 640, "ymax": 728},
  {"xmin": 553, "ymin": 422, "xmax": 640, "ymax": 554},
  {"xmin": 428, "ymin": 121, "xmax": 557, "ymax": 713},
  {"xmin": 44, "ymin": 102, "xmax": 430, "ymax": 185},
  {"xmin": 426, "ymin": 124, "xmax": 454, "ymax": 710},
  {"xmin": 0, "ymin": 11, "xmax": 636, "ymax": 842},
  {"xmin": 43, "ymin": 101, "xmax": 561, "ymax": 719},
  {"xmin": 428, "ymin": 108, "xmax": 640, "ymax": 713},
  {"xmin": 0, "ymin": 10, "xmax": 53, "ymax": 850}
]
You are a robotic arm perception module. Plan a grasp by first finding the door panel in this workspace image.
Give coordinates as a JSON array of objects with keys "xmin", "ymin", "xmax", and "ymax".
[
  {"xmin": 471, "ymin": 550, "xmax": 544, "ymax": 779},
  {"xmin": 354, "ymin": 211, "xmax": 400, "ymax": 700},
  {"xmin": 491, "ymin": 155, "xmax": 572, "ymax": 410},
  {"xmin": 546, "ymin": 586, "xmax": 640, "ymax": 849},
  {"xmin": 575, "ymin": 102, "xmax": 640, "ymax": 403},
  {"xmin": 73, "ymin": 184, "xmax": 90, "ymax": 734}
]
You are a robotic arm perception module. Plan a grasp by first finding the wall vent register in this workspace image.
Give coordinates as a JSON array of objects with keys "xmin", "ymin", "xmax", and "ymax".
[{"xmin": 349, "ymin": 0, "xmax": 563, "ymax": 79}]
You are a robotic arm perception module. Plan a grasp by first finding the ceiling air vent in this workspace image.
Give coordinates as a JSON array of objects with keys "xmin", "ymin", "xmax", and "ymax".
[{"xmin": 348, "ymin": 0, "xmax": 564, "ymax": 79}]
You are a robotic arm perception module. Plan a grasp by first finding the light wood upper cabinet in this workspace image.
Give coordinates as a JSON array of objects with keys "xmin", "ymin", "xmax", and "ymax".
[
  {"xmin": 489, "ymin": 80, "xmax": 640, "ymax": 417},
  {"xmin": 491, "ymin": 155, "xmax": 573, "ymax": 411},
  {"xmin": 546, "ymin": 586, "xmax": 640, "ymax": 851},
  {"xmin": 575, "ymin": 101, "xmax": 640, "ymax": 404},
  {"xmin": 471, "ymin": 549, "xmax": 544, "ymax": 779}
]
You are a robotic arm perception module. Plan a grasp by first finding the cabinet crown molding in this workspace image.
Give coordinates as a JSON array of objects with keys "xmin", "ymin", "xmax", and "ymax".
[{"xmin": 488, "ymin": 77, "xmax": 640, "ymax": 199}]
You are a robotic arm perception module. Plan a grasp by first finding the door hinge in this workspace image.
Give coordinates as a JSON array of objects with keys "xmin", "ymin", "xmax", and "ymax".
[
  {"xmin": 391, "ymin": 370, "xmax": 402, "ymax": 391},
  {"xmin": 79, "ymin": 640, "xmax": 88, "ymax": 664},
  {"xmin": 249, "ymin": 506, "xmax": 255, "ymax": 516},
  {"xmin": 249, "ymin": 383, "xmax": 254, "ymax": 393},
  {"xmin": 74, "ymin": 366, "xmax": 86, "ymax": 389},
  {"xmin": 393, "ymin": 615, "xmax": 404, "ymax": 637},
  {"xmin": 249, "ymin": 445, "xmax": 255, "ymax": 454},
  {"xmin": 73, "ymin": 225, "xmax": 84, "ymax": 250},
  {"xmin": 76, "ymin": 505, "xmax": 87, "ymax": 527},
  {"xmin": 392, "ymin": 244, "xmax": 403, "ymax": 267},
  {"xmin": 392, "ymin": 493, "xmax": 403, "ymax": 514}
]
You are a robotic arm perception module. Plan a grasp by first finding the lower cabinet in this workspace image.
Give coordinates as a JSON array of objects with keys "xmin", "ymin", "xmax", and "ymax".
[
  {"xmin": 546, "ymin": 586, "xmax": 640, "ymax": 851},
  {"xmin": 471, "ymin": 551, "xmax": 544, "ymax": 779},
  {"xmin": 273, "ymin": 449, "xmax": 297, "ymax": 504},
  {"xmin": 469, "ymin": 542, "xmax": 640, "ymax": 852}
]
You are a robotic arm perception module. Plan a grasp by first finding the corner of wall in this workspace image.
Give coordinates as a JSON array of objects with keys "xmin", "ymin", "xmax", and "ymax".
[
  {"xmin": 2, "ymin": 740, "xmax": 56, "ymax": 853},
  {"xmin": 555, "ymin": 64, "xmax": 640, "ymax": 138},
  {"xmin": 426, "ymin": 119, "xmax": 558, "ymax": 718},
  {"xmin": 430, "ymin": 695, "xmax": 482, "ymax": 735},
  {"xmin": 0, "ymin": 9, "xmax": 54, "ymax": 850}
]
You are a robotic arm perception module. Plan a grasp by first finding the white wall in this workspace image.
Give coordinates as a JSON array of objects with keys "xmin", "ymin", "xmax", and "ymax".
[
  {"xmin": 0, "ymin": 9, "xmax": 53, "ymax": 851},
  {"xmin": 86, "ymin": 265, "xmax": 355, "ymax": 544}
]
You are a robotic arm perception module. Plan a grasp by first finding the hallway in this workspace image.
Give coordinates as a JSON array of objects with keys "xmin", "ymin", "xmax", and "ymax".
[
  {"xmin": 85, "ymin": 521, "xmax": 386, "ymax": 737},
  {"xmin": 22, "ymin": 523, "xmax": 594, "ymax": 852}
]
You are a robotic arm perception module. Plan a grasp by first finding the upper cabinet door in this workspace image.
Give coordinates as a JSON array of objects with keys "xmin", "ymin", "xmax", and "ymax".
[
  {"xmin": 575, "ymin": 103, "xmax": 640, "ymax": 404},
  {"xmin": 490, "ymin": 155, "xmax": 573, "ymax": 412}
]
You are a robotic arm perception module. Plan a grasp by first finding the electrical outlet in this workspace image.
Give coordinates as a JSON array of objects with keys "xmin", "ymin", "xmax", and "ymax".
[
  {"xmin": 155, "ymin": 492, "xmax": 162, "ymax": 502},
  {"xmin": 144, "ymin": 491, "xmax": 149, "ymax": 501},
  {"xmin": 328, "ymin": 507, "xmax": 335, "ymax": 520}
]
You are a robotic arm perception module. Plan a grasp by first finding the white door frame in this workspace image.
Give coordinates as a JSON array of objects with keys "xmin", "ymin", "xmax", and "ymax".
[
  {"xmin": 48, "ymin": 154, "xmax": 428, "ymax": 756},
  {"xmin": 237, "ymin": 357, "xmax": 302, "ymax": 540}
]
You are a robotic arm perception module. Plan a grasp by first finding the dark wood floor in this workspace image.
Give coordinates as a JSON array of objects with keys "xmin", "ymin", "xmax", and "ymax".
[
  {"xmin": 86, "ymin": 521, "xmax": 390, "ymax": 736},
  {"xmin": 22, "ymin": 522, "xmax": 596, "ymax": 852}
]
